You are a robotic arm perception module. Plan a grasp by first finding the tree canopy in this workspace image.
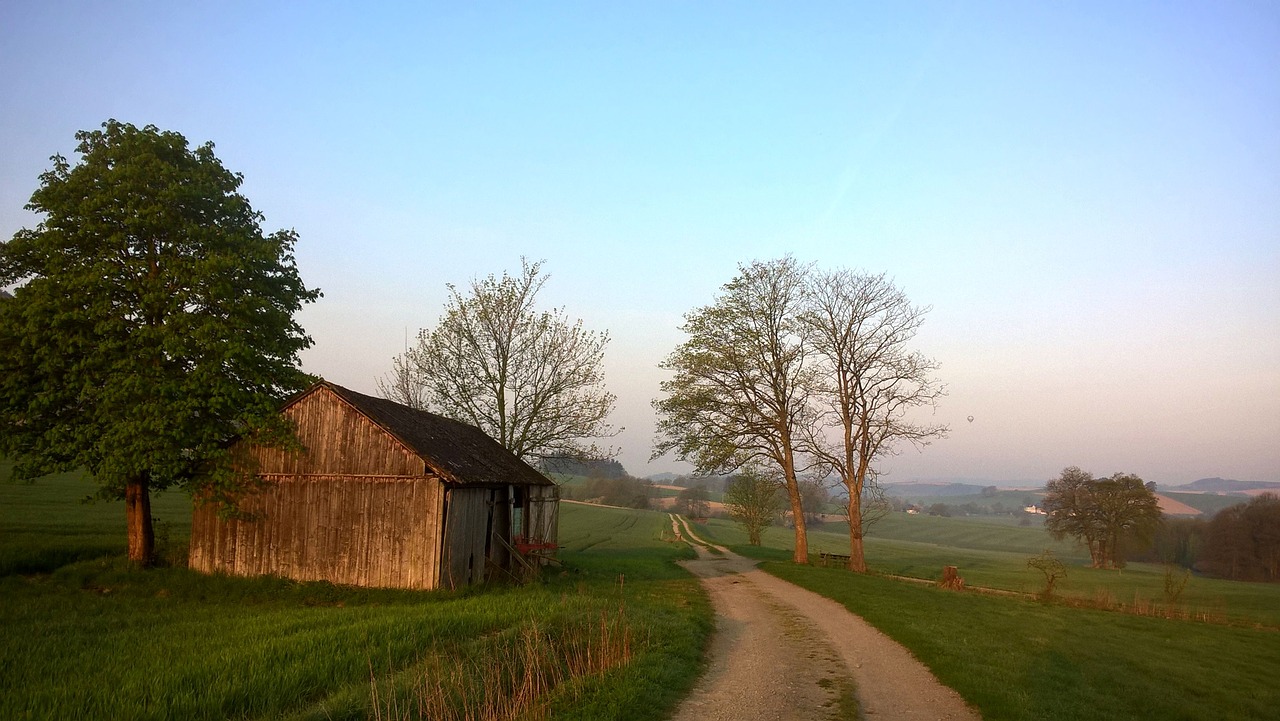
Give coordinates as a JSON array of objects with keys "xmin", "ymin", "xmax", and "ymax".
[
  {"xmin": 0, "ymin": 120, "xmax": 320, "ymax": 563},
  {"xmin": 388, "ymin": 258, "xmax": 616, "ymax": 463},
  {"xmin": 1043, "ymin": 467, "xmax": 1162, "ymax": 569},
  {"xmin": 1200, "ymin": 493, "xmax": 1280, "ymax": 582},
  {"xmin": 800, "ymin": 269, "xmax": 946, "ymax": 571},
  {"xmin": 672, "ymin": 484, "xmax": 711, "ymax": 520},
  {"xmin": 653, "ymin": 258, "xmax": 945, "ymax": 569},
  {"xmin": 654, "ymin": 257, "xmax": 814, "ymax": 563}
]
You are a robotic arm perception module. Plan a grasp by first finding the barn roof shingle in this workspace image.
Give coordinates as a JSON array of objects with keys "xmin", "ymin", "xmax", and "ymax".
[{"xmin": 312, "ymin": 381, "xmax": 553, "ymax": 487}]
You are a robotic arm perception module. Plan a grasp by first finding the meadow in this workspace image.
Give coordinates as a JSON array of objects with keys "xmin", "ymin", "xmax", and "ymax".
[
  {"xmin": 0, "ymin": 472, "xmax": 711, "ymax": 721},
  {"xmin": 691, "ymin": 513, "xmax": 1280, "ymax": 721},
  {"xmin": 694, "ymin": 512, "xmax": 1280, "ymax": 627},
  {"xmin": 6, "ymin": 466, "xmax": 1279, "ymax": 721}
]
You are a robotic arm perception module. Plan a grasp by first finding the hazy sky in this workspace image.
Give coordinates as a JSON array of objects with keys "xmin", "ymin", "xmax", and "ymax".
[{"xmin": 2, "ymin": 2, "xmax": 1277, "ymax": 485}]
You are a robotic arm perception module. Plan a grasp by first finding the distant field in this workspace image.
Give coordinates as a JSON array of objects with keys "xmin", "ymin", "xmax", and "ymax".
[
  {"xmin": 693, "ymin": 512, "xmax": 1280, "ymax": 627},
  {"xmin": 1, "ymin": 470, "xmax": 711, "ymax": 721},
  {"xmin": 883, "ymin": 487, "xmax": 1044, "ymax": 510},
  {"xmin": 684, "ymin": 510, "xmax": 1280, "ymax": 720},
  {"xmin": 888, "ymin": 485, "xmax": 1270, "ymax": 520},
  {"xmin": 1160, "ymin": 491, "xmax": 1256, "ymax": 517},
  {"xmin": 0, "ymin": 468, "xmax": 193, "ymax": 574}
]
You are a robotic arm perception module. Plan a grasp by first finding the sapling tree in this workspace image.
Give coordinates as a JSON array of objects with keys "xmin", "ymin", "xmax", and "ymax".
[
  {"xmin": 723, "ymin": 468, "xmax": 784, "ymax": 545},
  {"xmin": 1027, "ymin": 550, "xmax": 1067, "ymax": 600}
]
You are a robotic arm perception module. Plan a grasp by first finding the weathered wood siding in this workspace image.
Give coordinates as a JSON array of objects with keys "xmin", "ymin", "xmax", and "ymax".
[
  {"xmin": 188, "ymin": 383, "xmax": 559, "ymax": 591},
  {"xmin": 442, "ymin": 487, "xmax": 497, "ymax": 589},
  {"xmin": 189, "ymin": 388, "xmax": 443, "ymax": 589},
  {"xmin": 253, "ymin": 386, "xmax": 425, "ymax": 477},
  {"xmin": 528, "ymin": 484, "xmax": 560, "ymax": 547},
  {"xmin": 189, "ymin": 476, "xmax": 444, "ymax": 589}
]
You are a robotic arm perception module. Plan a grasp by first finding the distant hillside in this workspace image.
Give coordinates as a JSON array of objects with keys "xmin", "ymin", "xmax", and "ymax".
[
  {"xmin": 540, "ymin": 457, "xmax": 628, "ymax": 479},
  {"xmin": 1170, "ymin": 478, "xmax": 1280, "ymax": 494},
  {"xmin": 1158, "ymin": 492, "xmax": 1247, "ymax": 518},
  {"xmin": 882, "ymin": 482, "xmax": 989, "ymax": 498}
]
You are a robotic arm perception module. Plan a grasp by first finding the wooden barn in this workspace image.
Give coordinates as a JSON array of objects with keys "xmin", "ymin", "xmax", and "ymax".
[{"xmin": 188, "ymin": 381, "xmax": 559, "ymax": 590}]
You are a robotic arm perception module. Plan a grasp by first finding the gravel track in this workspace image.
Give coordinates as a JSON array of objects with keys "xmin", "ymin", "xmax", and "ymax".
[{"xmin": 669, "ymin": 515, "xmax": 981, "ymax": 721}]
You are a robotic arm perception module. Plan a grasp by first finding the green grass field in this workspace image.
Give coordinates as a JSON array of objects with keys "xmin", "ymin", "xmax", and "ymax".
[
  {"xmin": 692, "ymin": 511, "xmax": 1280, "ymax": 627},
  {"xmin": 764, "ymin": 562, "xmax": 1280, "ymax": 721},
  {"xmin": 684, "ymin": 512, "xmax": 1280, "ymax": 721},
  {"xmin": 8, "ymin": 466, "xmax": 1279, "ymax": 721},
  {"xmin": 0, "ymin": 473, "xmax": 711, "ymax": 721}
]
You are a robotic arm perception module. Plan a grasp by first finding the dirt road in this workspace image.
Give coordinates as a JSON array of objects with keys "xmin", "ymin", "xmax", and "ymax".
[{"xmin": 669, "ymin": 515, "xmax": 980, "ymax": 721}]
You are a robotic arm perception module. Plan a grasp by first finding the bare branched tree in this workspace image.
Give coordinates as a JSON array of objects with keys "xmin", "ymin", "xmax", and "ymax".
[
  {"xmin": 653, "ymin": 258, "xmax": 815, "ymax": 563},
  {"xmin": 800, "ymin": 270, "xmax": 947, "ymax": 571},
  {"xmin": 399, "ymin": 259, "xmax": 616, "ymax": 462},
  {"xmin": 376, "ymin": 343, "xmax": 428, "ymax": 411}
]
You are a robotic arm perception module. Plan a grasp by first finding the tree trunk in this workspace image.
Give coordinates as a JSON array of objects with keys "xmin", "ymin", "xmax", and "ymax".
[
  {"xmin": 846, "ymin": 496, "xmax": 868, "ymax": 572},
  {"xmin": 784, "ymin": 476, "xmax": 809, "ymax": 564},
  {"xmin": 126, "ymin": 474, "xmax": 155, "ymax": 566}
]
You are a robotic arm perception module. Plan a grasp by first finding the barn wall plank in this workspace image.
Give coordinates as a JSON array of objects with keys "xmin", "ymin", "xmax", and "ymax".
[
  {"xmin": 248, "ymin": 388, "xmax": 425, "ymax": 478},
  {"xmin": 190, "ymin": 476, "xmax": 439, "ymax": 590}
]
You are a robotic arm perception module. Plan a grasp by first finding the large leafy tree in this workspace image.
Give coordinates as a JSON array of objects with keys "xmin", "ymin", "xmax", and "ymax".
[
  {"xmin": 800, "ymin": 269, "xmax": 947, "ymax": 571},
  {"xmin": 1043, "ymin": 467, "xmax": 1162, "ymax": 569},
  {"xmin": 653, "ymin": 257, "xmax": 814, "ymax": 563},
  {"xmin": 0, "ymin": 120, "xmax": 320, "ymax": 565},
  {"xmin": 392, "ymin": 258, "xmax": 616, "ymax": 462}
]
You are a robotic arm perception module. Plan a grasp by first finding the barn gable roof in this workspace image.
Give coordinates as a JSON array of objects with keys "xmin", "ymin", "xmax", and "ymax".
[{"xmin": 303, "ymin": 381, "xmax": 553, "ymax": 487}]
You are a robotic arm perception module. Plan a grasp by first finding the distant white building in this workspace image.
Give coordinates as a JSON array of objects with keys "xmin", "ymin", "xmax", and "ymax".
[{"xmin": 1023, "ymin": 504, "xmax": 1047, "ymax": 515}]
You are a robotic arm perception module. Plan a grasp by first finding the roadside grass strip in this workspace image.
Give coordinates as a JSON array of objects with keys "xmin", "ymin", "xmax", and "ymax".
[{"xmin": 759, "ymin": 562, "xmax": 1280, "ymax": 721}]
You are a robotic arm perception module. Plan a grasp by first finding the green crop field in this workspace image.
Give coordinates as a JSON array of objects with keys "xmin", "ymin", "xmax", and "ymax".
[{"xmin": 0, "ymin": 472, "xmax": 710, "ymax": 721}]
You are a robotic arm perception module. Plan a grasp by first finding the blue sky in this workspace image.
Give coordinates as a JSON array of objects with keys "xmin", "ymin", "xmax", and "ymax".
[{"xmin": 2, "ymin": 2, "xmax": 1277, "ymax": 484}]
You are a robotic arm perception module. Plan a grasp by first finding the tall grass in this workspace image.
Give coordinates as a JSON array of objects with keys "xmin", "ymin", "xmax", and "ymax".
[{"xmin": 370, "ymin": 605, "xmax": 634, "ymax": 721}]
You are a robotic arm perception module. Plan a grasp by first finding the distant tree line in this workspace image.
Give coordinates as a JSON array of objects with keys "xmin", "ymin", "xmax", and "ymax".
[
  {"xmin": 541, "ymin": 456, "xmax": 627, "ymax": 479},
  {"xmin": 564, "ymin": 474, "xmax": 655, "ymax": 510},
  {"xmin": 1135, "ymin": 493, "xmax": 1280, "ymax": 582}
]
